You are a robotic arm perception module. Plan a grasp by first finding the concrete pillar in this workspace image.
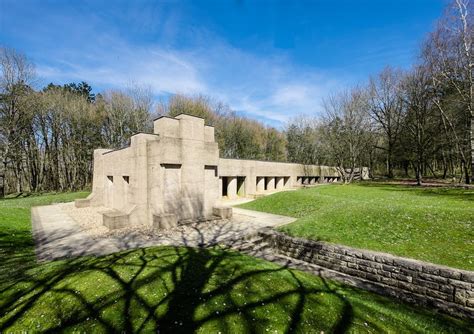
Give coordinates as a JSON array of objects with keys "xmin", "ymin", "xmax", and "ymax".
[
  {"xmin": 266, "ymin": 177, "xmax": 275, "ymax": 191},
  {"xmin": 237, "ymin": 177, "xmax": 246, "ymax": 196},
  {"xmin": 227, "ymin": 177, "xmax": 237, "ymax": 198},
  {"xmin": 310, "ymin": 177, "xmax": 316, "ymax": 185},
  {"xmin": 275, "ymin": 177, "xmax": 284, "ymax": 190},
  {"xmin": 256, "ymin": 177, "xmax": 265, "ymax": 192}
]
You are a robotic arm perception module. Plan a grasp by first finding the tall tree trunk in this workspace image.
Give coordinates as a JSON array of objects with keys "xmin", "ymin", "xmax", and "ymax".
[{"xmin": 471, "ymin": 114, "xmax": 474, "ymax": 183}]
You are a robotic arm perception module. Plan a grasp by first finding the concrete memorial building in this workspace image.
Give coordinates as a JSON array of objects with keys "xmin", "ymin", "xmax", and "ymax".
[{"xmin": 76, "ymin": 114, "xmax": 342, "ymax": 229}]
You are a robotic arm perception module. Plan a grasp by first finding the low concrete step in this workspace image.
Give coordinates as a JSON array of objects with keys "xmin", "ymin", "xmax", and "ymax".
[{"xmin": 102, "ymin": 209, "xmax": 129, "ymax": 229}]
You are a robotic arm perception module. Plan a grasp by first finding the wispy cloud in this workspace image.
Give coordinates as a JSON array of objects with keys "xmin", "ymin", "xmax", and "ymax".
[
  {"xmin": 19, "ymin": 5, "xmax": 352, "ymax": 127},
  {"xmin": 37, "ymin": 43, "xmax": 206, "ymax": 95},
  {"xmin": 35, "ymin": 35, "xmax": 347, "ymax": 127},
  {"xmin": 3, "ymin": 0, "xmax": 440, "ymax": 126}
]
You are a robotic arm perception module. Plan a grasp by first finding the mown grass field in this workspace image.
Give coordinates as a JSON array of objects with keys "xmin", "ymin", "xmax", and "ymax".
[
  {"xmin": 0, "ymin": 192, "xmax": 472, "ymax": 332},
  {"xmin": 239, "ymin": 183, "xmax": 474, "ymax": 271}
]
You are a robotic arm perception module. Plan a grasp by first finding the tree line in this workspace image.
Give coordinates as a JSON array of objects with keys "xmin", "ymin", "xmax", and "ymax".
[
  {"xmin": 0, "ymin": 0, "xmax": 472, "ymax": 196},
  {"xmin": 317, "ymin": 0, "xmax": 473, "ymax": 185},
  {"xmin": 0, "ymin": 52, "xmax": 288, "ymax": 195},
  {"xmin": 0, "ymin": 54, "xmax": 155, "ymax": 195}
]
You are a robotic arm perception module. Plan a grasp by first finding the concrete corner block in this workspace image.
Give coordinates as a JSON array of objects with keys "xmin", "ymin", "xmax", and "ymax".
[
  {"xmin": 103, "ymin": 211, "xmax": 129, "ymax": 229},
  {"xmin": 75, "ymin": 198, "xmax": 90, "ymax": 208},
  {"xmin": 153, "ymin": 213, "xmax": 178, "ymax": 230},
  {"xmin": 213, "ymin": 206, "xmax": 232, "ymax": 219}
]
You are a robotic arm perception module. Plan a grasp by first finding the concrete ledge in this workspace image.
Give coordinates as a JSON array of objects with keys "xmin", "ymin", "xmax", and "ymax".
[
  {"xmin": 103, "ymin": 210, "xmax": 129, "ymax": 229},
  {"xmin": 153, "ymin": 213, "xmax": 178, "ymax": 230},
  {"xmin": 75, "ymin": 199, "xmax": 90, "ymax": 208},
  {"xmin": 213, "ymin": 206, "xmax": 233, "ymax": 219}
]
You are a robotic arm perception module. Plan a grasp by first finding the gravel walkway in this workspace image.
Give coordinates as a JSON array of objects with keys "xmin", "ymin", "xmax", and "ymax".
[{"xmin": 32, "ymin": 201, "xmax": 296, "ymax": 261}]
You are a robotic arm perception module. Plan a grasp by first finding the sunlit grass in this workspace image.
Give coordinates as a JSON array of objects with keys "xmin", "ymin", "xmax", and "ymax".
[
  {"xmin": 239, "ymin": 183, "xmax": 474, "ymax": 270},
  {"xmin": 0, "ymin": 191, "xmax": 472, "ymax": 332}
]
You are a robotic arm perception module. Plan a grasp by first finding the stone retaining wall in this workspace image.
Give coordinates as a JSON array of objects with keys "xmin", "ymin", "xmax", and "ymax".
[{"xmin": 258, "ymin": 229, "xmax": 474, "ymax": 319}]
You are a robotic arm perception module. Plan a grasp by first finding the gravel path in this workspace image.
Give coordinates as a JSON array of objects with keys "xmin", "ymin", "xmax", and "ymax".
[{"xmin": 32, "ymin": 202, "xmax": 296, "ymax": 260}]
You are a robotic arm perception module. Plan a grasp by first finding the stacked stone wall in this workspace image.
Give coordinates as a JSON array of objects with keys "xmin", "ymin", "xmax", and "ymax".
[{"xmin": 258, "ymin": 229, "xmax": 474, "ymax": 319}]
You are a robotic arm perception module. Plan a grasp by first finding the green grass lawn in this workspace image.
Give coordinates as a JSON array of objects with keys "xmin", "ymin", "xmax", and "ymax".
[
  {"xmin": 239, "ymin": 183, "xmax": 474, "ymax": 271},
  {"xmin": 0, "ymin": 192, "xmax": 472, "ymax": 332}
]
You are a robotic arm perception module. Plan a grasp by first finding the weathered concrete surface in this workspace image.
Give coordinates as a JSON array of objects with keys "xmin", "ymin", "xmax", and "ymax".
[
  {"xmin": 213, "ymin": 206, "xmax": 233, "ymax": 219},
  {"xmin": 231, "ymin": 207, "xmax": 296, "ymax": 227},
  {"xmin": 153, "ymin": 213, "xmax": 178, "ymax": 230},
  {"xmin": 80, "ymin": 113, "xmax": 342, "ymax": 229},
  {"xmin": 32, "ymin": 202, "xmax": 296, "ymax": 261},
  {"xmin": 32, "ymin": 206, "xmax": 119, "ymax": 261}
]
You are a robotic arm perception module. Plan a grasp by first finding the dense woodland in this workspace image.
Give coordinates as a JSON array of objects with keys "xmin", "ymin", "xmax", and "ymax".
[{"xmin": 0, "ymin": 0, "xmax": 472, "ymax": 195}]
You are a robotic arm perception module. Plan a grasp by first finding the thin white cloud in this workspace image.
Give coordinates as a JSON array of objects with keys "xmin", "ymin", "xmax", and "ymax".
[
  {"xmin": 35, "ymin": 30, "xmax": 348, "ymax": 126},
  {"xmin": 37, "ymin": 46, "xmax": 206, "ymax": 95}
]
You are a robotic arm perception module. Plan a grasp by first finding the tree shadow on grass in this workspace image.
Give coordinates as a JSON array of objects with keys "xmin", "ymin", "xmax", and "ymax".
[
  {"xmin": 1, "ymin": 241, "xmax": 472, "ymax": 333},
  {"xmin": 1, "ymin": 199, "xmax": 472, "ymax": 333},
  {"xmin": 0, "ymin": 229, "xmax": 37, "ymax": 284},
  {"xmin": 0, "ymin": 223, "xmax": 361, "ymax": 334}
]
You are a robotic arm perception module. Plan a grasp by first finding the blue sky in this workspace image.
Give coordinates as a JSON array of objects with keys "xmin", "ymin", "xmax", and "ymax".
[{"xmin": 1, "ymin": 0, "xmax": 446, "ymax": 126}]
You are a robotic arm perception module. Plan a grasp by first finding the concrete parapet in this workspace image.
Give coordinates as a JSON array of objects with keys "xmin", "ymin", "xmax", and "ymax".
[
  {"xmin": 103, "ymin": 210, "xmax": 129, "ymax": 229},
  {"xmin": 213, "ymin": 206, "xmax": 233, "ymax": 219},
  {"xmin": 153, "ymin": 213, "xmax": 178, "ymax": 230}
]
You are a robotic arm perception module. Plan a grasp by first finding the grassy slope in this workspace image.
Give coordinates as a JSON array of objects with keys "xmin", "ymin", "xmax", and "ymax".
[
  {"xmin": 239, "ymin": 183, "xmax": 474, "ymax": 270},
  {"xmin": 0, "ymin": 192, "xmax": 472, "ymax": 332}
]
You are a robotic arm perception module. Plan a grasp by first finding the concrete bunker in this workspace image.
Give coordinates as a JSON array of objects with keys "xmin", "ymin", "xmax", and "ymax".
[{"xmin": 77, "ymin": 113, "xmax": 343, "ymax": 230}]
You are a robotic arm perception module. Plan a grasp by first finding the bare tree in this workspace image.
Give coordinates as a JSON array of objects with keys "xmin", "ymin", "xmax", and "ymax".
[
  {"xmin": 100, "ymin": 86, "xmax": 153, "ymax": 149},
  {"xmin": 423, "ymin": 0, "xmax": 473, "ymax": 183},
  {"xmin": 367, "ymin": 67, "xmax": 405, "ymax": 178},
  {"xmin": 285, "ymin": 116, "xmax": 321, "ymax": 167},
  {"xmin": 401, "ymin": 66, "xmax": 439, "ymax": 185},
  {"xmin": 0, "ymin": 47, "xmax": 36, "ymax": 195},
  {"xmin": 322, "ymin": 88, "xmax": 373, "ymax": 183}
]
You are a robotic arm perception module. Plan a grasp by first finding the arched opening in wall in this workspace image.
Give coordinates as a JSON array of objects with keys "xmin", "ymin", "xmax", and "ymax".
[
  {"xmin": 221, "ymin": 177, "xmax": 229, "ymax": 197},
  {"xmin": 283, "ymin": 177, "xmax": 290, "ymax": 187},
  {"xmin": 237, "ymin": 177, "xmax": 245, "ymax": 196}
]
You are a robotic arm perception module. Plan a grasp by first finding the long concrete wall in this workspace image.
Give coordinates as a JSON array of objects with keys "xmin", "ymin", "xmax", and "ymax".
[{"xmin": 218, "ymin": 158, "xmax": 340, "ymax": 198}]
